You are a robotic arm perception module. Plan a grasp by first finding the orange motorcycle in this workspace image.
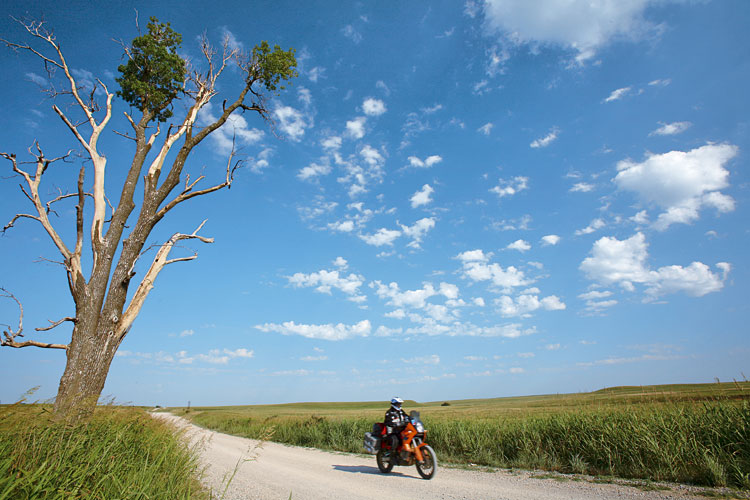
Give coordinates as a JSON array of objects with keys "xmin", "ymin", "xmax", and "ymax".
[{"xmin": 364, "ymin": 410, "xmax": 437, "ymax": 479}]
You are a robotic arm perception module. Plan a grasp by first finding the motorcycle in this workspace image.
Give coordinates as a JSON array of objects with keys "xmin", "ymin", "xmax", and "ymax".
[{"xmin": 363, "ymin": 410, "xmax": 438, "ymax": 479}]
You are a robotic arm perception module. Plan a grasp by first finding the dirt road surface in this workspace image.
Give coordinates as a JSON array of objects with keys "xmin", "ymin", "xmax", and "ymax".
[{"xmin": 154, "ymin": 413, "xmax": 709, "ymax": 500}]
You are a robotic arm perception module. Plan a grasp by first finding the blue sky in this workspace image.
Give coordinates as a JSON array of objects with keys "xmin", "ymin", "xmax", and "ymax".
[{"xmin": 0, "ymin": 0, "xmax": 748, "ymax": 406}]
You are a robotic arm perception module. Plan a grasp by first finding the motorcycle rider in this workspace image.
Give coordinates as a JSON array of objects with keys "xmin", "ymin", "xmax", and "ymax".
[{"xmin": 384, "ymin": 397, "xmax": 409, "ymax": 456}]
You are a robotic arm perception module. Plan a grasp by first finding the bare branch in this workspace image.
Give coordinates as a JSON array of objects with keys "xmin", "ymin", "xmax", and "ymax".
[
  {"xmin": 0, "ymin": 288, "xmax": 68, "ymax": 350},
  {"xmin": 147, "ymin": 123, "xmax": 161, "ymax": 147},
  {"xmin": 154, "ymin": 126, "xmax": 242, "ymax": 222},
  {"xmin": 123, "ymin": 111, "xmax": 137, "ymax": 129},
  {"xmin": 45, "ymin": 190, "xmax": 93, "ymax": 216},
  {"xmin": 0, "ymin": 287, "xmax": 23, "ymax": 337},
  {"xmin": 103, "ymin": 194, "xmax": 116, "ymax": 221},
  {"xmin": 143, "ymin": 97, "xmax": 206, "ymax": 192},
  {"xmin": 1, "ymin": 149, "xmax": 72, "ymax": 260},
  {"xmin": 164, "ymin": 255, "xmax": 199, "ymax": 265},
  {"xmin": 127, "ymin": 221, "xmax": 213, "ymax": 274},
  {"xmin": 117, "ymin": 221, "xmax": 213, "ymax": 339},
  {"xmin": 112, "ymin": 129, "xmax": 137, "ymax": 142},
  {"xmin": 184, "ymin": 173, "xmax": 205, "ymax": 192},
  {"xmin": 5, "ymin": 18, "xmax": 113, "ymax": 150},
  {"xmin": 36, "ymin": 316, "xmax": 76, "ymax": 332},
  {"xmin": 19, "ymin": 184, "xmax": 35, "ymax": 204},
  {"xmin": 53, "ymin": 105, "xmax": 92, "ymax": 156},
  {"xmin": 155, "ymin": 156, "xmax": 238, "ymax": 220},
  {"xmin": 149, "ymin": 34, "xmax": 288, "ymax": 227},
  {"xmin": 3, "ymin": 213, "xmax": 41, "ymax": 233},
  {"xmin": 7, "ymin": 17, "xmax": 115, "ymax": 257},
  {"xmin": 33, "ymin": 256, "xmax": 66, "ymax": 266},
  {"xmin": 1, "ymin": 18, "xmax": 64, "ymax": 70},
  {"xmin": 2, "ymin": 339, "xmax": 68, "ymax": 349}
]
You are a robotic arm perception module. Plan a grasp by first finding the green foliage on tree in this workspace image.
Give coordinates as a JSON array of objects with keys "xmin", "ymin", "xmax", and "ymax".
[
  {"xmin": 116, "ymin": 17, "xmax": 186, "ymax": 123},
  {"xmin": 251, "ymin": 41, "xmax": 298, "ymax": 93}
]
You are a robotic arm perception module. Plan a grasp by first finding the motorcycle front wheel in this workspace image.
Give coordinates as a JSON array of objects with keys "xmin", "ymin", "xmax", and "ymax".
[
  {"xmin": 376, "ymin": 450, "xmax": 394, "ymax": 473},
  {"xmin": 416, "ymin": 445, "xmax": 437, "ymax": 479}
]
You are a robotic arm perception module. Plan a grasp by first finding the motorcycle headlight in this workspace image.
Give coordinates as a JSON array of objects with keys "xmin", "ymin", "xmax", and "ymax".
[{"xmin": 415, "ymin": 422, "xmax": 425, "ymax": 433}]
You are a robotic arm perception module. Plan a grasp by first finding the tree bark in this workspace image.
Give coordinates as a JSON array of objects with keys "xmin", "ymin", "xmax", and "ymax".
[{"xmin": 53, "ymin": 319, "xmax": 120, "ymax": 420}]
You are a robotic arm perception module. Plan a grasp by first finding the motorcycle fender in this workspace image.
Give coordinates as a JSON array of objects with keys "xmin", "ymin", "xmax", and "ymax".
[{"xmin": 414, "ymin": 442, "xmax": 426, "ymax": 462}]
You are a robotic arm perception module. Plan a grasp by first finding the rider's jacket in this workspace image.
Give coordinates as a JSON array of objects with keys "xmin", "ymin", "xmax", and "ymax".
[{"xmin": 384, "ymin": 407, "xmax": 408, "ymax": 432}]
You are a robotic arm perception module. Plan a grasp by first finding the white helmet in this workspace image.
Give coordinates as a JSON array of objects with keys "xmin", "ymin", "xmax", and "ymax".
[{"xmin": 390, "ymin": 397, "xmax": 403, "ymax": 408}]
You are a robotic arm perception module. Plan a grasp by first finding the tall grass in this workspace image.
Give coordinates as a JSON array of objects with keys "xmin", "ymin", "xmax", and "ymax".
[
  {"xmin": 181, "ymin": 399, "xmax": 750, "ymax": 488},
  {"xmin": 428, "ymin": 401, "xmax": 750, "ymax": 488},
  {"xmin": 0, "ymin": 404, "xmax": 207, "ymax": 499}
]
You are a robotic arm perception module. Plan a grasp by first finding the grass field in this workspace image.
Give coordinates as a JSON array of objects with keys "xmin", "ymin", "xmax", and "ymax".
[
  {"xmin": 171, "ymin": 382, "xmax": 750, "ymax": 489},
  {"xmin": 0, "ymin": 402, "xmax": 208, "ymax": 499}
]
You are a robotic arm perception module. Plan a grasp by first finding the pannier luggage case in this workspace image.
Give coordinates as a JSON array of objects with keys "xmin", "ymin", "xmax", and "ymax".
[{"xmin": 363, "ymin": 432, "xmax": 381, "ymax": 454}]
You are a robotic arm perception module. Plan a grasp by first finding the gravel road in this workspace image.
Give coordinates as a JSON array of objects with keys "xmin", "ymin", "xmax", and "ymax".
[{"xmin": 154, "ymin": 413, "xmax": 710, "ymax": 500}]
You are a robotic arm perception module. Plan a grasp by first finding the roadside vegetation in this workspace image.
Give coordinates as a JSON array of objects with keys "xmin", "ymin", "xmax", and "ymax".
[
  {"xmin": 0, "ymin": 400, "xmax": 207, "ymax": 499},
  {"xmin": 173, "ymin": 382, "xmax": 750, "ymax": 489}
]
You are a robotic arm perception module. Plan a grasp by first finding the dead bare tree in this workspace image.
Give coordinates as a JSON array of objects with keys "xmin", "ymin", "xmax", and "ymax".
[{"xmin": 0, "ymin": 17, "xmax": 297, "ymax": 421}]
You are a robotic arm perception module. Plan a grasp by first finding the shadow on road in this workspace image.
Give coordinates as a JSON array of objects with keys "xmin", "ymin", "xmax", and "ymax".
[
  {"xmin": 333, "ymin": 465, "xmax": 424, "ymax": 479},
  {"xmin": 332, "ymin": 465, "xmax": 385, "ymax": 475},
  {"xmin": 332, "ymin": 465, "xmax": 412, "ymax": 478}
]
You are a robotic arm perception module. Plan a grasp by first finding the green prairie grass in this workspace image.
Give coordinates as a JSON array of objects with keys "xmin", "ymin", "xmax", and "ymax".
[
  {"xmin": 0, "ymin": 404, "xmax": 207, "ymax": 499},
  {"xmin": 176, "ymin": 383, "xmax": 750, "ymax": 489},
  {"xmin": 427, "ymin": 401, "xmax": 750, "ymax": 487}
]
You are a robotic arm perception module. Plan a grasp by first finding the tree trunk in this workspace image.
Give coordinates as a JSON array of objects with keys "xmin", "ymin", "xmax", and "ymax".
[{"xmin": 53, "ymin": 318, "xmax": 120, "ymax": 422}]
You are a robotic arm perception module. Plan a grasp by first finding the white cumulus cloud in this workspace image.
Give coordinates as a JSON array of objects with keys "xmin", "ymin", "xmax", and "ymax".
[
  {"xmin": 199, "ymin": 102, "xmax": 265, "ymax": 154},
  {"xmin": 541, "ymin": 235, "xmax": 561, "ymax": 246},
  {"xmin": 580, "ymin": 232, "xmax": 730, "ymax": 299},
  {"xmin": 360, "ymin": 228, "xmax": 401, "ymax": 247},
  {"xmin": 456, "ymin": 249, "xmax": 490, "ymax": 262},
  {"xmin": 575, "ymin": 218, "xmax": 606, "ymax": 236},
  {"xmin": 507, "ymin": 239, "xmax": 531, "ymax": 252},
  {"xmin": 321, "ymin": 135, "xmax": 342, "ymax": 150},
  {"xmin": 346, "ymin": 116, "xmax": 367, "ymax": 139},
  {"xmin": 400, "ymin": 217, "xmax": 436, "ymax": 249},
  {"xmin": 372, "ymin": 281, "xmax": 449, "ymax": 310},
  {"xmin": 274, "ymin": 105, "xmax": 309, "ymax": 141},
  {"xmin": 614, "ymin": 143, "xmax": 738, "ymax": 230},
  {"xmin": 360, "ymin": 144, "xmax": 384, "ymax": 167},
  {"xmin": 288, "ymin": 266, "xmax": 366, "ymax": 302},
  {"xmin": 402, "ymin": 354, "xmax": 440, "ymax": 365},
  {"xmin": 578, "ymin": 290, "xmax": 618, "ymax": 313},
  {"xmin": 297, "ymin": 160, "xmax": 332, "ymax": 181},
  {"xmin": 362, "ymin": 97, "xmax": 387, "ymax": 116},
  {"xmin": 407, "ymin": 155, "xmax": 443, "ymax": 168},
  {"xmin": 457, "ymin": 251, "xmax": 532, "ymax": 291},
  {"xmin": 497, "ymin": 294, "xmax": 566, "ymax": 317},
  {"xmin": 530, "ymin": 127, "xmax": 559, "ymax": 148},
  {"xmin": 478, "ymin": 122, "xmax": 494, "ymax": 135},
  {"xmin": 650, "ymin": 121, "xmax": 692, "ymax": 136},
  {"xmin": 603, "ymin": 86, "xmax": 632, "ymax": 103},
  {"xmin": 482, "ymin": 0, "xmax": 665, "ymax": 64},
  {"xmin": 328, "ymin": 220, "xmax": 355, "ymax": 232},
  {"xmin": 410, "ymin": 184, "xmax": 435, "ymax": 208},
  {"xmin": 570, "ymin": 182, "xmax": 594, "ymax": 193},
  {"xmin": 256, "ymin": 320, "xmax": 372, "ymax": 341},
  {"xmin": 490, "ymin": 176, "xmax": 528, "ymax": 199}
]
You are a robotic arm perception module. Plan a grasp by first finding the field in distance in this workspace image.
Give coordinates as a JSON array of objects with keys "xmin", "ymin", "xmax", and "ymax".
[{"xmin": 168, "ymin": 381, "xmax": 750, "ymax": 420}]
